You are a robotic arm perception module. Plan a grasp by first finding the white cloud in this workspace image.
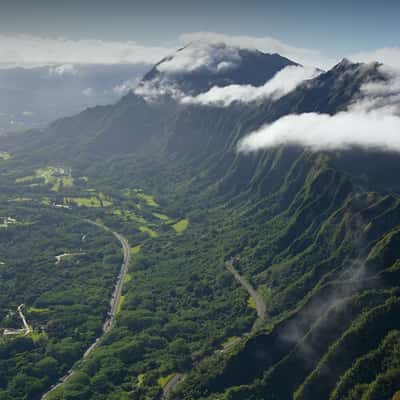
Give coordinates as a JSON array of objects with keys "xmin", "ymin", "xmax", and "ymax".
[
  {"xmin": 113, "ymin": 78, "xmax": 141, "ymax": 96},
  {"xmin": 134, "ymin": 79, "xmax": 184, "ymax": 103},
  {"xmin": 82, "ymin": 88, "xmax": 94, "ymax": 97},
  {"xmin": 49, "ymin": 64, "xmax": 78, "ymax": 76},
  {"xmin": 180, "ymin": 32, "xmax": 337, "ymax": 69},
  {"xmin": 349, "ymin": 47, "xmax": 400, "ymax": 70},
  {"xmin": 238, "ymin": 110, "xmax": 400, "ymax": 153},
  {"xmin": 0, "ymin": 34, "xmax": 173, "ymax": 68},
  {"xmin": 156, "ymin": 41, "xmax": 241, "ymax": 74},
  {"xmin": 238, "ymin": 68, "xmax": 400, "ymax": 153},
  {"xmin": 182, "ymin": 65, "xmax": 320, "ymax": 106}
]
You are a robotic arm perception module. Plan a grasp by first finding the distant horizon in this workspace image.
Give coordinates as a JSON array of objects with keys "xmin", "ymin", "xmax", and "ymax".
[{"xmin": 0, "ymin": 0, "xmax": 400, "ymax": 70}]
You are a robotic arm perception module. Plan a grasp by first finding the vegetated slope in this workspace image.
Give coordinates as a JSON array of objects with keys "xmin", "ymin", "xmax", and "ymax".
[
  {"xmin": 1, "ymin": 44, "xmax": 296, "ymax": 161},
  {"xmin": 1, "ymin": 43, "xmax": 400, "ymax": 400},
  {"xmin": 0, "ymin": 204, "xmax": 123, "ymax": 400}
]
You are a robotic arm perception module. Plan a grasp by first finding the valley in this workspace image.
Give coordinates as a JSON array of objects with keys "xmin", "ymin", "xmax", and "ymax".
[{"xmin": 1, "ymin": 40, "xmax": 400, "ymax": 400}]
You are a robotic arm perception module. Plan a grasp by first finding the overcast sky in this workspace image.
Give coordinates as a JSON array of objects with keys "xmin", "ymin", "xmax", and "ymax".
[{"xmin": 1, "ymin": 0, "xmax": 400, "ymax": 68}]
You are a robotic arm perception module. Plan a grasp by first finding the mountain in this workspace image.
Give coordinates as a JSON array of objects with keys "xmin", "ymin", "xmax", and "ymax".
[
  {"xmin": 141, "ymin": 42, "xmax": 298, "ymax": 95},
  {"xmin": 2, "ymin": 42, "xmax": 400, "ymax": 400}
]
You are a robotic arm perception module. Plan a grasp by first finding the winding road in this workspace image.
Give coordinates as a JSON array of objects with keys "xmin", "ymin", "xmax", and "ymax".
[
  {"xmin": 163, "ymin": 374, "xmax": 186, "ymax": 399},
  {"xmin": 162, "ymin": 258, "xmax": 267, "ymax": 399},
  {"xmin": 41, "ymin": 219, "xmax": 130, "ymax": 399},
  {"xmin": 225, "ymin": 258, "xmax": 266, "ymax": 319}
]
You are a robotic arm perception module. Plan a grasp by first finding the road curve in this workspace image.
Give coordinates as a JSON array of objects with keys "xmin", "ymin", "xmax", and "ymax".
[
  {"xmin": 162, "ymin": 259, "xmax": 267, "ymax": 399},
  {"xmin": 226, "ymin": 259, "xmax": 266, "ymax": 319},
  {"xmin": 41, "ymin": 219, "xmax": 130, "ymax": 399},
  {"xmin": 163, "ymin": 373, "xmax": 185, "ymax": 399}
]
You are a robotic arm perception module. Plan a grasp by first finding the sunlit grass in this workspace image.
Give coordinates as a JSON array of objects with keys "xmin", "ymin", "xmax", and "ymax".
[
  {"xmin": 158, "ymin": 373, "xmax": 175, "ymax": 388},
  {"xmin": 137, "ymin": 193, "xmax": 159, "ymax": 207},
  {"xmin": 172, "ymin": 219, "xmax": 189, "ymax": 234},
  {"xmin": 15, "ymin": 166, "xmax": 74, "ymax": 191},
  {"xmin": 123, "ymin": 273, "xmax": 132, "ymax": 284},
  {"xmin": 153, "ymin": 212, "xmax": 172, "ymax": 222},
  {"xmin": 116, "ymin": 295, "xmax": 126, "ymax": 314},
  {"xmin": 28, "ymin": 306, "xmax": 50, "ymax": 314},
  {"xmin": 222, "ymin": 336, "xmax": 240, "ymax": 347},
  {"xmin": 131, "ymin": 244, "xmax": 142, "ymax": 255},
  {"xmin": 64, "ymin": 194, "xmax": 113, "ymax": 208},
  {"xmin": 247, "ymin": 296, "xmax": 257, "ymax": 309},
  {"xmin": 0, "ymin": 152, "xmax": 11, "ymax": 160},
  {"xmin": 137, "ymin": 374, "xmax": 145, "ymax": 387},
  {"xmin": 139, "ymin": 226, "xmax": 159, "ymax": 238}
]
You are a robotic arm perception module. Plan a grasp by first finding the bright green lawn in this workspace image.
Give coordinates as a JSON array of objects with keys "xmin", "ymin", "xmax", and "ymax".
[
  {"xmin": 172, "ymin": 219, "xmax": 189, "ymax": 233},
  {"xmin": 158, "ymin": 373, "xmax": 175, "ymax": 388},
  {"xmin": 139, "ymin": 226, "xmax": 159, "ymax": 238}
]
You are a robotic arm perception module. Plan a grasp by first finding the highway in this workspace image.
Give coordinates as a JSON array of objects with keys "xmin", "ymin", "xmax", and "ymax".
[{"xmin": 41, "ymin": 219, "xmax": 130, "ymax": 399}]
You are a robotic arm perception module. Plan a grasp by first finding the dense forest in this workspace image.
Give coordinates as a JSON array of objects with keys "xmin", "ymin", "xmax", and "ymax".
[{"xmin": 1, "ymin": 43, "xmax": 400, "ymax": 400}]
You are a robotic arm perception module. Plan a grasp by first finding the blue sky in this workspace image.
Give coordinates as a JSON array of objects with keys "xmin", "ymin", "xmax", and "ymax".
[
  {"xmin": 0, "ymin": 0, "xmax": 399, "ymax": 68},
  {"xmin": 1, "ymin": 0, "xmax": 399, "ymax": 54}
]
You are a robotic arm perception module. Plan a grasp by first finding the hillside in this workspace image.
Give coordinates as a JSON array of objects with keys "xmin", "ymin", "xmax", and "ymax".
[{"xmin": 0, "ymin": 41, "xmax": 400, "ymax": 400}]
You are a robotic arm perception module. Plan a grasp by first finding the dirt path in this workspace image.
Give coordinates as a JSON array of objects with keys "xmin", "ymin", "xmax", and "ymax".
[{"xmin": 17, "ymin": 304, "xmax": 31, "ymax": 335}]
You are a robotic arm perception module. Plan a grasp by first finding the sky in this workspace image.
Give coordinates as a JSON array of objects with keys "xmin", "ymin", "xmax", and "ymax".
[{"xmin": 0, "ymin": 0, "xmax": 400, "ymax": 69}]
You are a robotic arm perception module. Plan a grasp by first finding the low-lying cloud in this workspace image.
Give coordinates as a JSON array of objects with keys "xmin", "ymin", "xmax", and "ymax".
[
  {"xmin": 180, "ymin": 32, "xmax": 337, "ymax": 69},
  {"xmin": 182, "ymin": 65, "xmax": 319, "ymax": 106},
  {"xmin": 238, "ymin": 110, "xmax": 400, "ymax": 152},
  {"xmin": 134, "ymin": 79, "xmax": 184, "ymax": 103},
  {"xmin": 156, "ymin": 41, "xmax": 241, "ymax": 75},
  {"xmin": 239, "ymin": 66, "xmax": 400, "ymax": 153},
  {"xmin": 350, "ymin": 47, "xmax": 400, "ymax": 70},
  {"xmin": 181, "ymin": 32, "xmax": 400, "ymax": 71}
]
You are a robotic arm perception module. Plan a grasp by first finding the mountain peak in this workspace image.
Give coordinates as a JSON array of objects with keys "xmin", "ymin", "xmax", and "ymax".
[
  {"xmin": 336, "ymin": 57, "xmax": 352, "ymax": 67},
  {"xmin": 138, "ymin": 42, "xmax": 299, "ymax": 97}
]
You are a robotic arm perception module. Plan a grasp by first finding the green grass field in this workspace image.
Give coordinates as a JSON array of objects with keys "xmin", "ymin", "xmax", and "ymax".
[
  {"xmin": 247, "ymin": 296, "xmax": 257, "ymax": 309},
  {"xmin": 137, "ymin": 193, "xmax": 159, "ymax": 207},
  {"xmin": 16, "ymin": 166, "xmax": 74, "ymax": 191},
  {"xmin": 158, "ymin": 373, "xmax": 176, "ymax": 388},
  {"xmin": 131, "ymin": 245, "xmax": 142, "ymax": 255},
  {"xmin": 139, "ymin": 226, "xmax": 159, "ymax": 238},
  {"xmin": 172, "ymin": 219, "xmax": 189, "ymax": 233},
  {"xmin": 0, "ymin": 152, "xmax": 11, "ymax": 160}
]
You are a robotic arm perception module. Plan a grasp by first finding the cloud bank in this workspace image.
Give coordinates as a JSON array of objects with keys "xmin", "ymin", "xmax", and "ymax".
[
  {"xmin": 180, "ymin": 32, "xmax": 337, "ymax": 69},
  {"xmin": 239, "ymin": 67, "xmax": 400, "ymax": 153},
  {"xmin": 350, "ymin": 47, "xmax": 400, "ymax": 70},
  {"xmin": 156, "ymin": 42, "xmax": 241, "ymax": 74},
  {"xmin": 238, "ymin": 110, "xmax": 400, "ymax": 152},
  {"xmin": 0, "ymin": 35, "xmax": 173, "ymax": 68},
  {"xmin": 182, "ymin": 65, "xmax": 320, "ymax": 106},
  {"xmin": 181, "ymin": 32, "xmax": 400, "ymax": 71}
]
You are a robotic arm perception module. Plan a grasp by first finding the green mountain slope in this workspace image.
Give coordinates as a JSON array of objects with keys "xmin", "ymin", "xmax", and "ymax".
[{"xmin": 1, "ymin": 44, "xmax": 400, "ymax": 400}]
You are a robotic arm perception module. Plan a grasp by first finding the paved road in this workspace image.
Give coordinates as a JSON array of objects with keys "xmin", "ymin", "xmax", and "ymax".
[
  {"xmin": 163, "ymin": 259, "xmax": 267, "ymax": 399},
  {"xmin": 163, "ymin": 374, "xmax": 185, "ymax": 399},
  {"xmin": 41, "ymin": 220, "xmax": 130, "ymax": 399},
  {"xmin": 225, "ymin": 259, "xmax": 266, "ymax": 319}
]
